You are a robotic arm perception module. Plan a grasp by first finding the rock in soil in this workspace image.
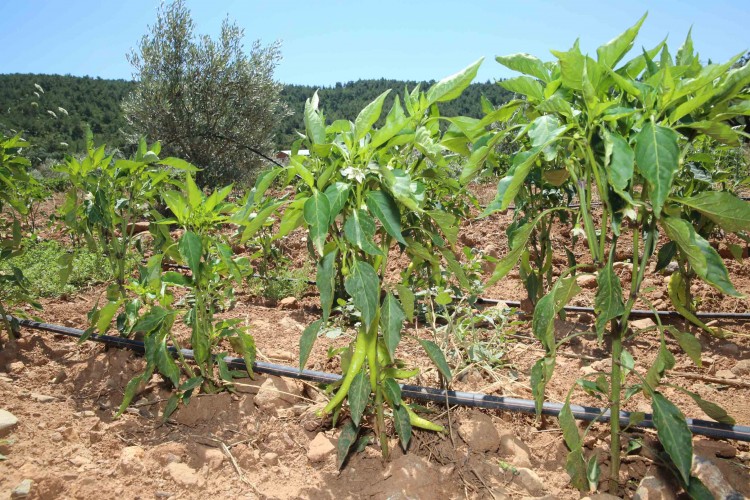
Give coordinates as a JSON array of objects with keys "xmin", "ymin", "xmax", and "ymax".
[
  {"xmin": 262, "ymin": 452, "xmax": 279, "ymax": 466},
  {"xmin": 633, "ymin": 472, "xmax": 676, "ymax": 500},
  {"xmin": 514, "ymin": 468, "xmax": 546, "ymax": 496},
  {"xmin": 11, "ymin": 479, "xmax": 33, "ymax": 499},
  {"xmin": 497, "ymin": 430, "xmax": 532, "ymax": 467},
  {"xmin": 119, "ymin": 446, "xmax": 146, "ymax": 474},
  {"xmin": 167, "ymin": 462, "xmax": 205, "ymax": 487},
  {"xmin": 692, "ymin": 455, "xmax": 742, "ymax": 500},
  {"xmin": 307, "ymin": 432, "xmax": 335, "ymax": 463},
  {"xmin": 731, "ymin": 359, "xmax": 750, "ymax": 377},
  {"xmin": 457, "ymin": 411, "xmax": 500, "ymax": 452},
  {"xmin": 254, "ymin": 376, "xmax": 303, "ymax": 414},
  {"xmin": 30, "ymin": 393, "xmax": 56, "ymax": 403},
  {"xmin": 630, "ymin": 318, "xmax": 656, "ymax": 330},
  {"xmin": 278, "ymin": 297, "xmax": 298, "ymax": 309},
  {"xmin": 576, "ymin": 274, "xmax": 597, "ymax": 289},
  {"xmin": 0, "ymin": 409, "xmax": 18, "ymax": 436},
  {"xmin": 694, "ymin": 438, "xmax": 737, "ymax": 459}
]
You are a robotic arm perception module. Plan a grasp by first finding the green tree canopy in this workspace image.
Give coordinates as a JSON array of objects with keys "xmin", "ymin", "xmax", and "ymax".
[{"xmin": 122, "ymin": 0, "xmax": 289, "ymax": 186}]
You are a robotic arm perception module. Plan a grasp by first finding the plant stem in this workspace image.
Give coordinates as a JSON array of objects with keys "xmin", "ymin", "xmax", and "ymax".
[{"xmin": 609, "ymin": 317, "xmax": 622, "ymax": 494}]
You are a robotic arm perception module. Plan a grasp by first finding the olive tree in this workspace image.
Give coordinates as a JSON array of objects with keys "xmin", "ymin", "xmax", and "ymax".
[{"xmin": 123, "ymin": 0, "xmax": 289, "ymax": 186}]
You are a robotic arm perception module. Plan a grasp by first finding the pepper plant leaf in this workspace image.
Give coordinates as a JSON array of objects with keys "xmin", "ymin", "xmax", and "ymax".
[
  {"xmin": 426, "ymin": 58, "xmax": 483, "ymax": 105},
  {"xmin": 354, "ymin": 89, "xmax": 390, "ymax": 142},
  {"xmin": 365, "ymin": 190, "xmax": 406, "ymax": 245},
  {"xmin": 345, "ymin": 260, "xmax": 380, "ymax": 330},
  {"xmin": 651, "ymin": 392, "xmax": 693, "ymax": 484},
  {"xmin": 381, "ymin": 293, "xmax": 406, "ymax": 359},
  {"xmin": 675, "ymin": 192, "xmax": 750, "ymax": 233},
  {"xmin": 304, "ymin": 191, "xmax": 331, "ymax": 256},
  {"xmin": 594, "ymin": 263, "xmax": 625, "ymax": 338},
  {"xmin": 635, "ymin": 121, "xmax": 679, "ymax": 218}
]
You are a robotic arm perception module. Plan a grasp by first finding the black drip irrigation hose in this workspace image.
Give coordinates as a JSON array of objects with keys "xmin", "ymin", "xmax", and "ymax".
[{"xmin": 7, "ymin": 315, "xmax": 750, "ymax": 443}]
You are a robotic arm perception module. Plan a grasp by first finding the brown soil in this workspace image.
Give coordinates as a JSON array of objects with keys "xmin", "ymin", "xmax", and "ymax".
[{"xmin": 1, "ymin": 185, "xmax": 750, "ymax": 499}]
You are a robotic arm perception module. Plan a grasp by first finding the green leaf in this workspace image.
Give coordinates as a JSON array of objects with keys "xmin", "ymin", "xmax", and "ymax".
[
  {"xmin": 191, "ymin": 320, "xmax": 210, "ymax": 366},
  {"xmin": 666, "ymin": 327, "xmax": 702, "ymax": 367},
  {"xmin": 559, "ymin": 401, "xmax": 583, "ymax": 451},
  {"xmin": 163, "ymin": 394, "xmax": 180, "ymax": 420},
  {"xmin": 162, "ymin": 191, "xmax": 188, "ymax": 222},
  {"xmin": 317, "ymin": 251, "xmax": 337, "ymax": 323},
  {"xmin": 679, "ymin": 389, "xmax": 735, "ymax": 425},
  {"xmin": 439, "ymin": 248, "xmax": 470, "ymax": 290},
  {"xmin": 163, "ymin": 271, "xmax": 190, "ymax": 286},
  {"xmin": 354, "ymin": 90, "xmax": 391, "ymax": 141},
  {"xmin": 344, "ymin": 210, "xmax": 382, "ymax": 256},
  {"xmin": 532, "ymin": 288, "xmax": 557, "ymax": 351},
  {"xmin": 304, "ymin": 92, "xmax": 326, "ymax": 145},
  {"xmin": 365, "ymin": 190, "xmax": 406, "ymax": 245},
  {"xmin": 418, "ymin": 339, "xmax": 451, "ymax": 382},
  {"xmin": 528, "ymin": 115, "xmax": 566, "ymax": 149},
  {"xmin": 393, "ymin": 404, "xmax": 412, "ymax": 451},
  {"xmin": 158, "ymin": 157, "xmax": 199, "ymax": 172},
  {"xmin": 661, "ymin": 217, "xmax": 741, "ymax": 297},
  {"xmin": 596, "ymin": 13, "xmax": 647, "ymax": 68},
  {"xmin": 239, "ymin": 201, "xmax": 284, "ymax": 243},
  {"xmin": 678, "ymin": 121, "xmax": 740, "ymax": 146},
  {"xmin": 304, "ymin": 191, "xmax": 331, "ymax": 256},
  {"xmin": 530, "ymin": 357, "xmax": 555, "ymax": 415},
  {"xmin": 324, "ymin": 182, "xmax": 351, "ymax": 220},
  {"xmin": 635, "ymin": 121, "xmax": 679, "ymax": 218},
  {"xmin": 116, "ymin": 372, "xmax": 146, "ymax": 418},
  {"xmin": 383, "ymin": 378, "xmax": 402, "ymax": 407},
  {"xmin": 499, "ymin": 76, "xmax": 544, "ymax": 101},
  {"xmin": 345, "ymin": 260, "xmax": 380, "ymax": 329},
  {"xmin": 676, "ymin": 192, "xmax": 750, "ymax": 233},
  {"xmin": 426, "ymin": 58, "xmax": 483, "ymax": 105},
  {"xmin": 552, "ymin": 43, "xmax": 585, "ymax": 90},
  {"xmin": 184, "ymin": 174, "xmax": 203, "ymax": 209},
  {"xmin": 428, "ymin": 210, "xmax": 459, "ymax": 247},
  {"xmin": 336, "ymin": 419, "xmax": 359, "ymax": 470},
  {"xmin": 228, "ymin": 330, "xmax": 256, "ymax": 378},
  {"xmin": 396, "ymin": 284, "xmax": 415, "ymax": 322},
  {"xmin": 496, "ymin": 53, "xmax": 550, "ymax": 82},
  {"xmin": 651, "ymin": 392, "xmax": 693, "ymax": 485},
  {"xmin": 299, "ymin": 319, "xmax": 323, "ymax": 370},
  {"xmin": 178, "ymin": 231, "xmax": 202, "ymax": 277},
  {"xmin": 155, "ymin": 336, "xmax": 180, "ymax": 386},
  {"xmin": 381, "ymin": 293, "xmax": 406, "ymax": 359},
  {"xmin": 594, "ymin": 262, "xmax": 625, "ymax": 338},
  {"xmin": 132, "ymin": 306, "xmax": 171, "ymax": 334},
  {"xmin": 371, "ymin": 96, "xmax": 408, "ymax": 149},
  {"xmin": 96, "ymin": 300, "xmax": 121, "ymax": 333},
  {"xmin": 604, "ymin": 130, "xmax": 634, "ymax": 193},
  {"xmin": 348, "ymin": 369, "xmax": 371, "ymax": 427}
]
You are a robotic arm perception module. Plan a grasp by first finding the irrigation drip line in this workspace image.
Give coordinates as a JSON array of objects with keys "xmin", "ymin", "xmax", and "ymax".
[{"xmin": 7, "ymin": 315, "xmax": 750, "ymax": 443}]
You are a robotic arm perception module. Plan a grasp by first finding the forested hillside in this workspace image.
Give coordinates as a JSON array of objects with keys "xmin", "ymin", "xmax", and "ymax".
[{"xmin": 0, "ymin": 73, "xmax": 512, "ymax": 162}]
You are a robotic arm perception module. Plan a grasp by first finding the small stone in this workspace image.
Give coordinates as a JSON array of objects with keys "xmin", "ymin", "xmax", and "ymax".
[
  {"xmin": 8, "ymin": 361, "xmax": 25, "ymax": 373},
  {"xmin": 51, "ymin": 370, "xmax": 67, "ymax": 384},
  {"xmin": 576, "ymin": 275, "xmax": 597, "ymax": 289},
  {"xmin": 718, "ymin": 343, "xmax": 739, "ymax": 356},
  {"xmin": 497, "ymin": 431, "xmax": 532, "ymax": 467},
  {"xmin": 266, "ymin": 349, "xmax": 295, "ymax": 362},
  {"xmin": 167, "ymin": 462, "xmax": 204, "ymax": 487},
  {"xmin": 658, "ymin": 261, "xmax": 679, "ymax": 275},
  {"xmin": 11, "ymin": 479, "xmax": 32, "ymax": 499},
  {"xmin": 692, "ymin": 455, "xmax": 742, "ymax": 500},
  {"xmin": 591, "ymin": 358, "xmax": 611, "ymax": 372},
  {"xmin": 70, "ymin": 456, "xmax": 91, "ymax": 467},
  {"xmin": 630, "ymin": 318, "xmax": 656, "ymax": 330},
  {"xmin": 30, "ymin": 393, "xmax": 56, "ymax": 403},
  {"xmin": 262, "ymin": 452, "xmax": 279, "ymax": 466},
  {"xmin": 198, "ymin": 447, "xmax": 225, "ymax": 470},
  {"xmin": 0, "ymin": 409, "xmax": 18, "ymax": 436},
  {"xmin": 278, "ymin": 297, "xmax": 298, "ymax": 309},
  {"xmin": 280, "ymin": 316, "xmax": 304, "ymax": 332},
  {"xmin": 50, "ymin": 431, "xmax": 64, "ymax": 443},
  {"xmin": 715, "ymin": 369, "xmax": 737, "ymax": 380},
  {"xmin": 577, "ymin": 313, "xmax": 594, "ymax": 324},
  {"xmin": 457, "ymin": 411, "xmax": 500, "ymax": 452},
  {"xmin": 119, "ymin": 446, "xmax": 146, "ymax": 474},
  {"xmin": 307, "ymin": 433, "xmax": 335, "ymax": 463},
  {"xmin": 694, "ymin": 438, "xmax": 737, "ymax": 459},
  {"xmin": 731, "ymin": 359, "xmax": 750, "ymax": 377},
  {"xmin": 154, "ymin": 492, "xmax": 173, "ymax": 499},
  {"xmin": 254, "ymin": 376, "xmax": 303, "ymax": 414},
  {"xmin": 515, "ymin": 468, "xmax": 545, "ymax": 496},
  {"xmin": 633, "ymin": 473, "xmax": 676, "ymax": 500}
]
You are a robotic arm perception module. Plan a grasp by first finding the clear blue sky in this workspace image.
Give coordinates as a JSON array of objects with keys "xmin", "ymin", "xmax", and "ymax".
[{"xmin": 1, "ymin": 1, "xmax": 747, "ymax": 85}]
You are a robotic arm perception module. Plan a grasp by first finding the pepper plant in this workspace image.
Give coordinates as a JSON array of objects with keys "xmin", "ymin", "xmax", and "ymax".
[
  {"xmin": 465, "ymin": 16, "xmax": 750, "ymax": 494},
  {"xmin": 0, "ymin": 133, "xmax": 41, "ymax": 343},
  {"xmin": 116, "ymin": 173, "xmax": 257, "ymax": 417},
  {"xmin": 56, "ymin": 132, "xmax": 196, "ymax": 301},
  {"xmin": 285, "ymin": 60, "xmax": 483, "ymax": 465}
]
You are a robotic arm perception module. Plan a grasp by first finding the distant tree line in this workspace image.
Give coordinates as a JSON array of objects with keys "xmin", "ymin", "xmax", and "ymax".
[{"xmin": 0, "ymin": 73, "xmax": 513, "ymax": 164}]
